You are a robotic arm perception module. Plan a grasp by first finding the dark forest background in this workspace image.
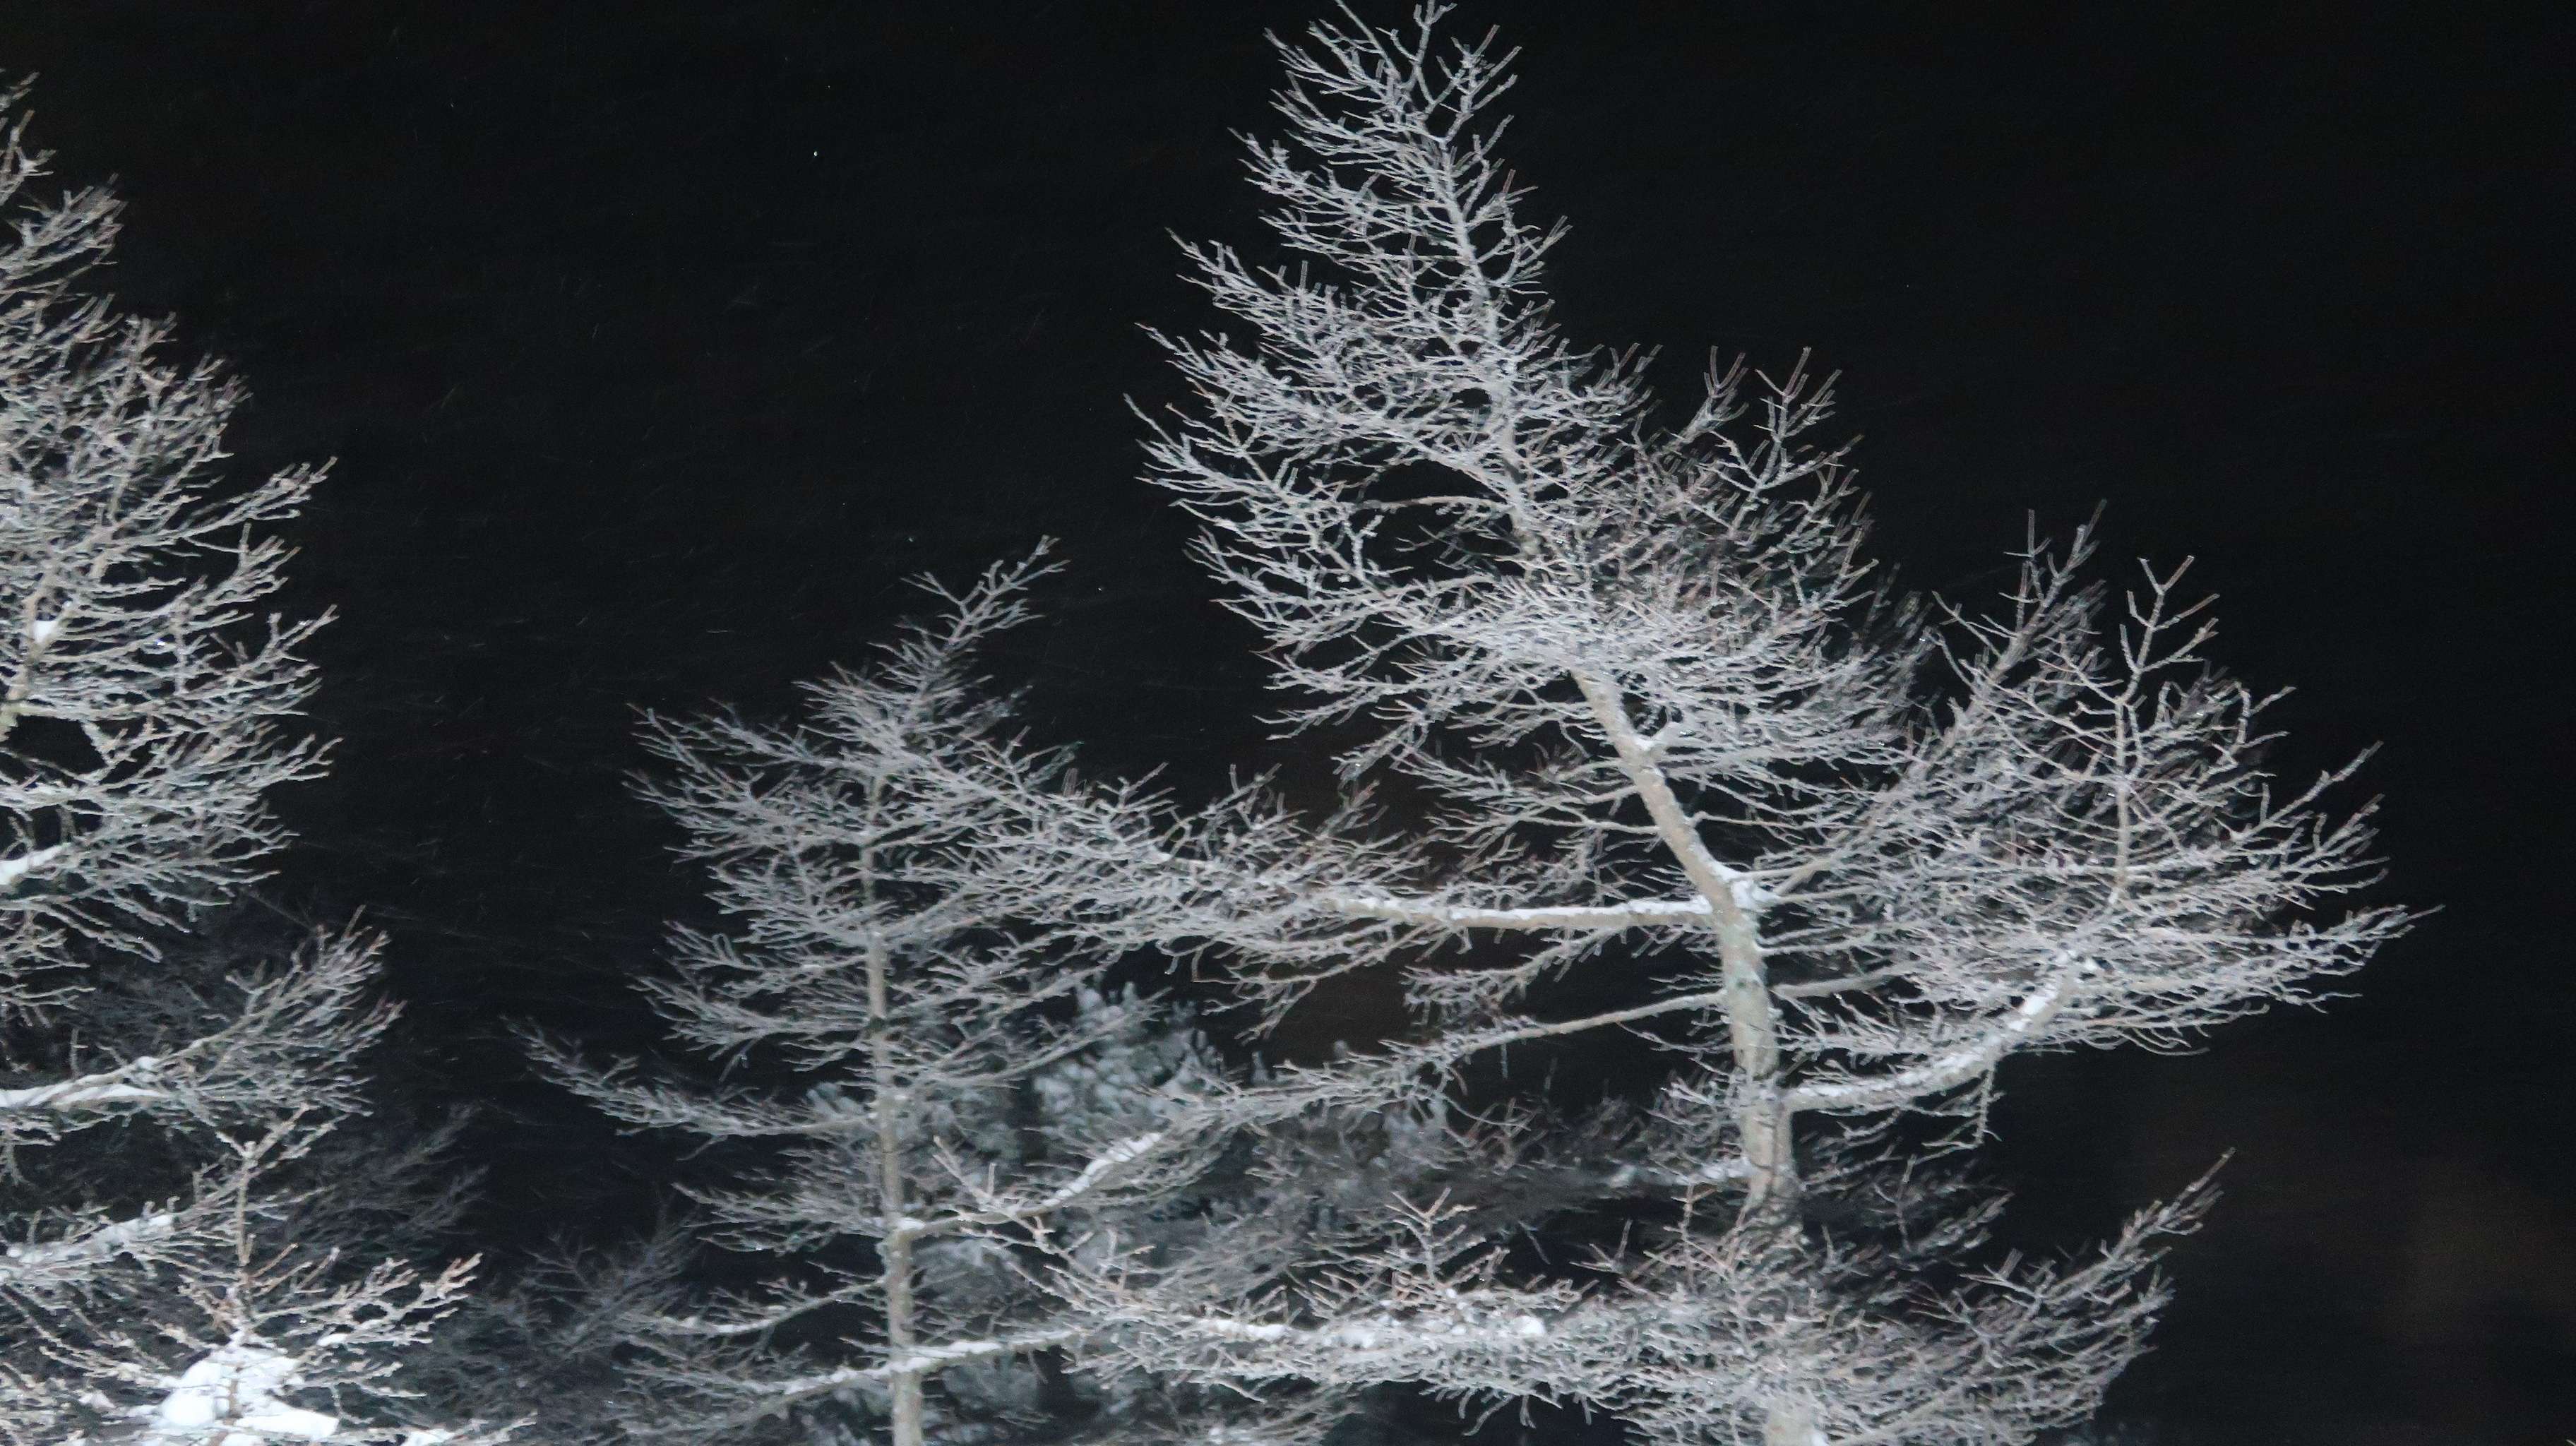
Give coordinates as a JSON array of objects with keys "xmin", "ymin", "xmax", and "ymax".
[{"xmin": 1, "ymin": 3, "xmax": 2568, "ymax": 1442}]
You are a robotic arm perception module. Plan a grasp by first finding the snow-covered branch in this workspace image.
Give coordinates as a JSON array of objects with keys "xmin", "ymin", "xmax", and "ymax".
[
  {"xmin": 0, "ymin": 1059, "xmax": 173, "ymax": 1114},
  {"xmin": 1326, "ymin": 893, "xmax": 1711, "ymax": 931},
  {"xmin": 0, "ymin": 1208, "xmax": 181, "ymax": 1295},
  {"xmin": 1784, "ymin": 972, "xmax": 2076, "ymax": 1116}
]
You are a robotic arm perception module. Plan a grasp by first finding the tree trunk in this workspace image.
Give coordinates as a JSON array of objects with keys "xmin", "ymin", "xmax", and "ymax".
[
  {"xmin": 861, "ymin": 812, "xmax": 925, "ymax": 1446},
  {"xmin": 1576, "ymin": 671, "xmax": 1797, "ymax": 1207}
]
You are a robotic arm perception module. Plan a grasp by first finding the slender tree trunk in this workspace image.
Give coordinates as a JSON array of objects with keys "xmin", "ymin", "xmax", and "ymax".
[
  {"xmin": 873, "ymin": 984, "xmax": 926, "ymax": 1446},
  {"xmin": 882, "ymin": 1222, "xmax": 924, "ymax": 1446},
  {"xmin": 861, "ymin": 813, "xmax": 926, "ymax": 1446}
]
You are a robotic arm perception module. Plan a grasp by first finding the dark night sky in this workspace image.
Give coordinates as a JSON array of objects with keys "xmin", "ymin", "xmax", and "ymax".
[{"xmin": 2, "ymin": 4, "xmax": 2568, "ymax": 1442}]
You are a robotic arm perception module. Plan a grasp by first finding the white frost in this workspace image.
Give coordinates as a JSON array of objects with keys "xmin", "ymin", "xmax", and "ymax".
[
  {"xmin": 1329, "ymin": 895, "xmax": 1713, "ymax": 930},
  {"xmin": 143, "ymin": 1343, "xmax": 339, "ymax": 1445},
  {"xmin": 0, "ymin": 1056, "xmax": 173, "ymax": 1113},
  {"xmin": 0, "ymin": 841, "xmax": 66, "ymax": 891},
  {"xmin": 3, "ymin": 1208, "xmax": 177, "ymax": 1270}
]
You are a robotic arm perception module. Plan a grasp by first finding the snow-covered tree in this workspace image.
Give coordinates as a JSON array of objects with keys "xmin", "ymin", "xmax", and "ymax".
[
  {"xmin": 0, "ymin": 85, "xmax": 499, "ymax": 1446},
  {"xmin": 541, "ymin": 556, "xmax": 1367, "ymax": 1446},
  {"xmin": 1056, "ymin": 6, "xmax": 2415, "ymax": 1442}
]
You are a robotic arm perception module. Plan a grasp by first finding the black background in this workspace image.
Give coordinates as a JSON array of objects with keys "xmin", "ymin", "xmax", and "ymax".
[{"xmin": 1, "ymin": 3, "xmax": 2567, "ymax": 1442}]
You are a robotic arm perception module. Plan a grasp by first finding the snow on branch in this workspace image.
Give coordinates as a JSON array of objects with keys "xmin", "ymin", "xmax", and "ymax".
[
  {"xmin": 1325, "ymin": 893, "xmax": 1712, "ymax": 931},
  {"xmin": 0, "ymin": 1207, "xmax": 181, "ymax": 1294},
  {"xmin": 0, "ymin": 930, "xmax": 399, "ymax": 1145},
  {"xmin": 0, "ymin": 1058, "xmax": 174, "ymax": 1114},
  {"xmin": 0, "ymin": 840, "xmax": 65, "ymax": 891}
]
